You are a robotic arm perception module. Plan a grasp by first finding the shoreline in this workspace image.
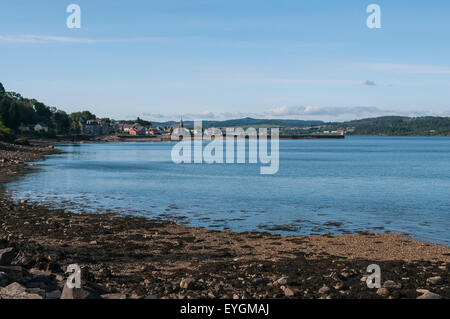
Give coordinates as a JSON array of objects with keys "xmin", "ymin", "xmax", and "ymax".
[
  {"xmin": 0, "ymin": 140, "xmax": 448, "ymax": 299},
  {"xmin": 29, "ymin": 134, "xmax": 345, "ymax": 145}
]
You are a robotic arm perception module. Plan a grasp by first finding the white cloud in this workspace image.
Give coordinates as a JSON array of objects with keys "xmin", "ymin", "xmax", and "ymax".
[
  {"xmin": 265, "ymin": 105, "xmax": 386, "ymax": 117},
  {"xmin": 0, "ymin": 35, "xmax": 318, "ymax": 50},
  {"xmin": 141, "ymin": 113, "xmax": 167, "ymax": 119},
  {"xmin": 140, "ymin": 106, "xmax": 450, "ymax": 122},
  {"xmin": 0, "ymin": 34, "xmax": 197, "ymax": 44},
  {"xmin": 143, "ymin": 111, "xmax": 217, "ymax": 120},
  {"xmin": 141, "ymin": 106, "xmax": 395, "ymax": 121}
]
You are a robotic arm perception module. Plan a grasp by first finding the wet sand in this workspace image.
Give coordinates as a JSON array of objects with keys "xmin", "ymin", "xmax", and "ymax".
[{"xmin": 0, "ymin": 141, "xmax": 448, "ymax": 299}]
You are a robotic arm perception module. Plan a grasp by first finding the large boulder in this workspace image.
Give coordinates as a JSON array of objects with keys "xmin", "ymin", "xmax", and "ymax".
[
  {"xmin": 416, "ymin": 290, "xmax": 442, "ymax": 299},
  {"xmin": 180, "ymin": 278, "xmax": 195, "ymax": 290},
  {"xmin": 0, "ymin": 282, "xmax": 43, "ymax": 299},
  {"xmin": 426, "ymin": 276, "xmax": 443, "ymax": 285},
  {"xmin": 376, "ymin": 288, "xmax": 390, "ymax": 297}
]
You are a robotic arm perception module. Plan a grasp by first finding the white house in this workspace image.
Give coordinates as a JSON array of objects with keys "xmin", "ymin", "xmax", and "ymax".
[{"xmin": 34, "ymin": 123, "xmax": 49, "ymax": 133}]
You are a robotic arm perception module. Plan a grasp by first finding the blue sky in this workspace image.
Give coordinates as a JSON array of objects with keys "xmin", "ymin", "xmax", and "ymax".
[{"xmin": 1, "ymin": 0, "xmax": 450, "ymax": 121}]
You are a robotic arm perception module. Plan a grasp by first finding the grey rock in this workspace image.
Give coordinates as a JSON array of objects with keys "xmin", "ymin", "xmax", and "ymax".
[
  {"xmin": 0, "ymin": 282, "xmax": 43, "ymax": 299},
  {"xmin": 417, "ymin": 291, "xmax": 442, "ymax": 299},
  {"xmin": 416, "ymin": 288, "xmax": 429, "ymax": 294},
  {"xmin": 180, "ymin": 278, "xmax": 195, "ymax": 290},
  {"xmin": 376, "ymin": 288, "xmax": 390, "ymax": 297},
  {"xmin": 426, "ymin": 276, "xmax": 442, "ymax": 285},
  {"xmin": 29, "ymin": 268, "xmax": 51, "ymax": 277},
  {"xmin": 0, "ymin": 248, "xmax": 16, "ymax": 266},
  {"xmin": 273, "ymin": 276, "xmax": 289, "ymax": 286},
  {"xmin": 318, "ymin": 285, "xmax": 330, "ymax": 294},
  {"xmin": 334, "ymin": 281, "xmax": 344, "ymax": 290},
  {"xmin": 207, "ymin": 291, "xmax": 217, "ymax": 299},
  {"xmin": 281, "ymin": 285, "xmax": 295, "ymax": 297}
]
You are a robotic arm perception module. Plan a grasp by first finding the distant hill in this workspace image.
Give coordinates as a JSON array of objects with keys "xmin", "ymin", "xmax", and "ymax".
[
  {"xmin": 151, "ymin": 117, "xmax": 324, "ymax": 128},
  {"xmin": 151, "ymin": 116, "xmax": 450, "ymax": 136},
  {"xmin": 325, "ymin": 116, "xmax": 450, "ymax": 136}
]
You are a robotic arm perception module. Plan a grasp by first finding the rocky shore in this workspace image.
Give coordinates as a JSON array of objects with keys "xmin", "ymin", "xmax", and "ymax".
[{"xmin": 0, "ymin": 141, "xmax": 449, "ymax": 299}]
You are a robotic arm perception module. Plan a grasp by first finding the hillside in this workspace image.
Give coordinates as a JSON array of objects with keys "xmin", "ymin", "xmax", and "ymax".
[
  {"xmin": 325, "ymin": 116, "xmax": 450, "ymax": 136},
  {"xmin": 0, "ymin": 82, "xmax": 99, "ymax": 141},
  {"xmin": 152, "ymin": 117, "xmax": 323, "ymax": 128},
  {"xmin": 154, "ymin": 116, "xmax": 450, "ymax": 136}
]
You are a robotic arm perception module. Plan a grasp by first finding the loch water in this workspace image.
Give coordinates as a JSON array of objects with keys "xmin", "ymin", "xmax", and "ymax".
[{"xmin": 5, "ymin": 137, "xmax": 450, "ymax": 245}]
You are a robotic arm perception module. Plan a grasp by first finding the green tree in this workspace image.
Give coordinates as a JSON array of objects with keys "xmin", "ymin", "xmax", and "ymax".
[
  {"xmin": 52, "ymin": 110, "xmax": 71, "ymax": 134},
  {"xmin": 33, "ymin": 101, "xmax": 52, "ymax": 124},
  {"xmin": 70, "ymin": 110, "xmax": 96, "ymax": 122},
  {"xmin": 0, "ymin": 119, "xmax": 13, "ymax": 141},
  {"xmin": 69, "ymin": 110, "xmax": 97, "ymax": 134},
  {"xmin": 136, "ymin": 117, "xmax": 152, "ymax": 127}
]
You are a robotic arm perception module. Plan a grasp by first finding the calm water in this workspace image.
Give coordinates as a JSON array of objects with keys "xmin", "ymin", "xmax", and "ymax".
[{"xmin": 4, "ymin": 137, "xmax": 450, "ymax": 245}]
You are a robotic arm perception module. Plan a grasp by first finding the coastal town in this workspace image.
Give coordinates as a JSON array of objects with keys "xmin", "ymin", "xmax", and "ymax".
[
  {"xmin": 15, "ymin": 117, "xmax": 348, "ymax": 139},
  {"xmin": 16, "ymin": 118, "xmax": 182, "ymax": 138},
  {"xmin": 76, "ymin": 118, "xmax": 349, "ymax": 139}
]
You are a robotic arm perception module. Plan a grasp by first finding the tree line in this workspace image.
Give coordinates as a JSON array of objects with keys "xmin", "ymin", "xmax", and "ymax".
[
  {"xmin": 2, "ymin": 81, "xmax": 449, "ymax": 141},
  {"xmin": 0, "ymin": 82, "xmax": 97, "ymax": 141},
  {"xmin": 326, "ymin": 116, "xmax": 450, "ymax": 136}
]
